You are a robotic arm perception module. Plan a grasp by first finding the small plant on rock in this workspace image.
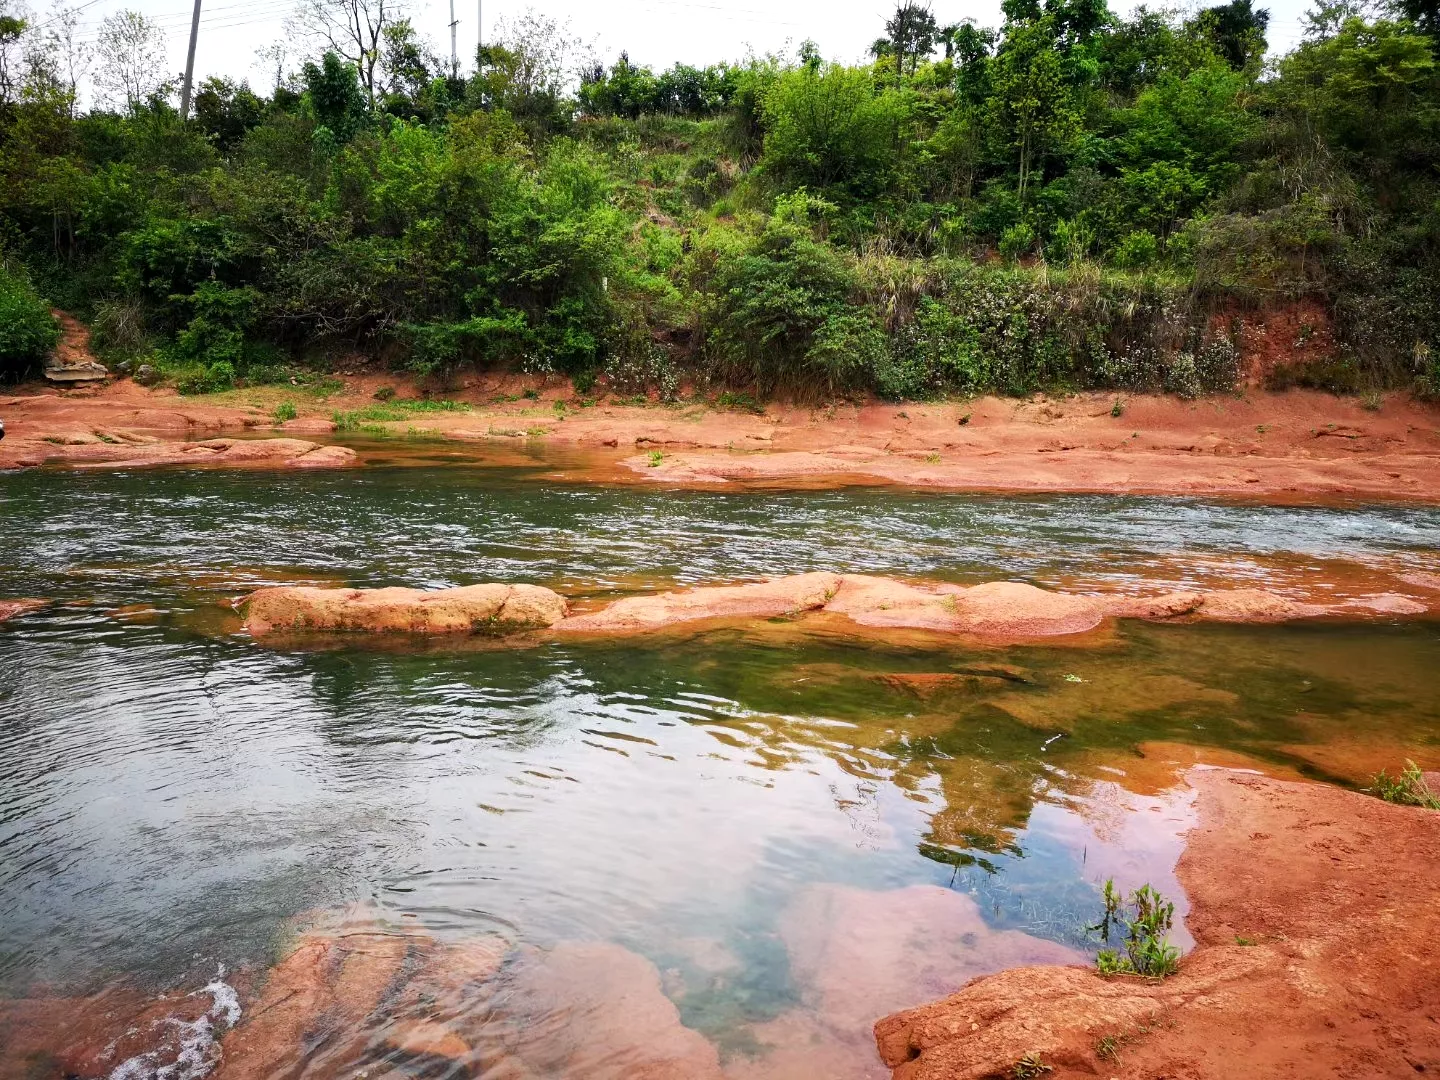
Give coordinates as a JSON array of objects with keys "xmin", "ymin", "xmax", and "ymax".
[
  {"xmin": 1090, "ymin": 879, "xmax": 1180, "ymax": 978},
  {"xmin": 1013, "ymin": 1053, "xmax": 1052, "ymax": 1078},
  {"xmin": 1371, "ymin": 761, "xmax": 1440, "ymax": 809},
  {"xmin": 648, "ymin": 450, "xmax": 664, "ymax": 467},
  {"xmin": 273, "ymin": 401, "xmax": 297, "ymax": 423}
]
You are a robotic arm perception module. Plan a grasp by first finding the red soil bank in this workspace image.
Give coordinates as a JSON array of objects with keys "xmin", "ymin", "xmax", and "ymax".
[
  {"xmin": 5, "ymin": 376, "xmax": 1440, "ymax": 501},
  {"xmin": 873, "ymin": 769, "xmax": 1440, "ymax": 1079}
]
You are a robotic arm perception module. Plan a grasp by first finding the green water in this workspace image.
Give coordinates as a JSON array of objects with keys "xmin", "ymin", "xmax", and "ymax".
[{"xmin": 1, "ymin": 465, "xmax": 1436, "ymax": 1077}]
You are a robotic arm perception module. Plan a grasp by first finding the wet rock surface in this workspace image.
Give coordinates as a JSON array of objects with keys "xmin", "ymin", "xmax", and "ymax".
[
  {"xmin": 0, "ymin": 598, "xmax": 49, "ymax": 623},
  {"xmin": 779, "ymin": 884, "xmax": 1083, "ymax": 1041},
  {"xmin": 240, "ymin": 574, "xmax": 1437, "ymax": 642},
  {"xmin": 872, "ymin": 769, "xmax": 1440, "ymax": 1079},
  {"xmin": 558, "ymin": 572, "xmax": 843, "ymax": 632},
  {"xmin": 242, "ymin": 584, "xmax": 569, "ymax": 635}
]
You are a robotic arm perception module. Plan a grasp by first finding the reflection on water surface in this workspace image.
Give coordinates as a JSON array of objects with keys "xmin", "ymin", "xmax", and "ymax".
[{"xmin": 0, "ymin": 466, "xmax": 1436, "ymax": 1078}]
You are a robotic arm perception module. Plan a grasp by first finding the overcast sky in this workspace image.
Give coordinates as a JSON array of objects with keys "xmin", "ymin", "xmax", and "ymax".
[{"xmin": 46, "ymin": 0, "xmax": 1318, "ymax": 101}]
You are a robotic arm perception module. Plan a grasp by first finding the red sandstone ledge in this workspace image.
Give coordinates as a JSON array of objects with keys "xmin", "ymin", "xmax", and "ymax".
[
  {"xmin": 871, "ymin": 769, "xmax": 1440, "ymax": 1078},
  {"xmin": 238, "ymin": 574, "xmax": 1435, "ymax": 640}
]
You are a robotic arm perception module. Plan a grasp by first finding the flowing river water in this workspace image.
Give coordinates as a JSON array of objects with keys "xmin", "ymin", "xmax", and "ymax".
[{"xmin": 2, "ymin": 460, "xmax": 1439, "ymax": 1078}]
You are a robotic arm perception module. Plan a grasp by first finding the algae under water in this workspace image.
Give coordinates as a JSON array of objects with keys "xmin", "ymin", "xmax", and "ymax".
[{"xmin": 0, "ymin": 466, "xmax": 1437, "ymax": 1078}]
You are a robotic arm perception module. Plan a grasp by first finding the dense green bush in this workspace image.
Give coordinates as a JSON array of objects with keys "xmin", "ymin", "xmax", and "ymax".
[
  {"xmin": 875, "ymin": 263, "xmax": 1236, "ymax": 399},
  {"xmin": 0, "ymin": 267, "xmax": 59, "ymax": 381},
  {"xmin": 693, "ymin": 194, "xmax": 885, "ymax": 394},
  {"xmin": 0, "ymin": 0, "xmax": 1436, "ymax": 399}
]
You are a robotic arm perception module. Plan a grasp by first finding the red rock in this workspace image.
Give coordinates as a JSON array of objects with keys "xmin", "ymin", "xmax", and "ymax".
[
  {"xmin": 873, "ymin": 771, "xmax": 1440, "ymax": 1080},
  {"xmin": 779, "ymin": 884, "xmax": 1083, "ymax": 1040},
  {"xmin": 558, "ymin": 572, "xmax": 842, "ymax": 632},
  {"xmin": 55, "ymin": 437, "xmax": 359, "ymax": 470},
  {"xmin": 0, "ymin": 598, "xmax": 49, "ymax": 623},
  {"xmin": 1193, "ymin": 588, "xmax": 1324, "ymax": 621},
  {"xmin": 242, "ymin": 584, "xmax": 568, "ymax": 635},
  {"xmin": 384, "ymin": 1018, "xmax": 471, "ymax": 1059},
  {"xmin": 480, "ymin": 941, "xmax": 724, "ymax": 1080}
]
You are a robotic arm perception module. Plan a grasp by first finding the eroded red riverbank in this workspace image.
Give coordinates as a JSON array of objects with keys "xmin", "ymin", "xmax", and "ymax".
[
  {"xmin": 5, "ymin": 377, "xmax": 1440, "ymax": 502},
  {"xmin": 874, "ymin": 768, "xmax": 1440, "ymax": 1079}
]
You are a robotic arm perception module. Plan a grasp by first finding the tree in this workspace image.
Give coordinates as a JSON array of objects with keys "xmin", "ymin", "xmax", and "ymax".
[
  {"xmin": 1196, "ymin": 0, "xmax": 1270, "ymax": 70},
  {"xmin": 194, "ymin": 76, "xmax": 266, "ymax": 150},
  {"xmin": 255, "ymin": 41, "xmax": 291, "ymax": 94},
  {"xmin": 760, "ymin": 64, "xmax": 911, "ymax": 193},
  {"xmin": 380, "ymin": 18, "xmax": 438, "ymax": 102},
  {"xmin": 94, "ymin": 10, "xmax": 167, "ymax": 111},
  {"xmin": 1391, "ymin": 0, "xmax": 1440, "ymax": 36},
  {"xmin": 0, "ymin": 0, "xmax": 27, "ymax": 106},
  {"xmin": 302, "ymin": 49, "xmax": 368, "ymax": 141},
  {"xmin": 880, "ymin": 1, "xmax": 941, "ymax": 81},
  {"xmin": 471, "ymin": 11, "xmax": 585, "ymax": 132},
  {"xmin": 291, "ymin": 0, "xmax": 407, "ymax": 106},
  {"xmin": 41, "ymin": 1, "xmax": 90, "ymax": 111},
  {"xmin": 578, "ymin": 52, "xmax": 658, "ymax": 118},
  {"xmin": 990, "ymin": 17, "xmax": 1084, "ymax": 197}
]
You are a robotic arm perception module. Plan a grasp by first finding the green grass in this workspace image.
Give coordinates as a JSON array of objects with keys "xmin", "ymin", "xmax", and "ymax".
[
  {"xmin": 273, "ymin": 401, "xmax": 297, "ymax": 423},
  {"xmin": 1370, "ymin": 761, "xmax": 1440, "ymax": 809},
  {"xmin": 1089, "ymin": 879, "xmax": 1180, "ymax": 978},
  {"xmin": 713, "ymin": 390, "xmax": 763, "ymax": 414},
  {"xmin": 332, "ymin": 399, "xmax": 471, "ymax": 430}
]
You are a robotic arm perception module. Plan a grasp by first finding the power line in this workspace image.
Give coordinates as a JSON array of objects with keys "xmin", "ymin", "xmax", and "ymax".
[{"xmin": 26, "ymin": 0, "xmax": 109, "ymax": 33}]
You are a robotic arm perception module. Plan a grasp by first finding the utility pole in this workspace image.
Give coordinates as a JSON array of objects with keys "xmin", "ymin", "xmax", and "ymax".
[
  {"xmin": 449, "ymin": 0, "xmax": 458, "ymax": 77},
  {"xmin": 179, "ymin": 0, "xmax": 202, "ymax": 119}
]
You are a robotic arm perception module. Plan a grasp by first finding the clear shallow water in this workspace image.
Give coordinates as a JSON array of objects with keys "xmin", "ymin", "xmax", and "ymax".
[
  {"xmin": 1, "ymin": 466, "xmax": 1438, "ymax": 1077},
  {"xmin": 4, "ymin": 464, "xmax": 1440, "ymax": 598}
]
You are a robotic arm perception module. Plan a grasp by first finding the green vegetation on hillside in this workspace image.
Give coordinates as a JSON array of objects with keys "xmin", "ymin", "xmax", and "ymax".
[{"xmin": 2, "ymin": 0, "xmax": 1439, "ymax": 399}]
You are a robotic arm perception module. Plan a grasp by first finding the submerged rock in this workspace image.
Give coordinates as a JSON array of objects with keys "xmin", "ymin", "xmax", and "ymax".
[
  {"xmin": 780, "ymin": 884, "xmax": 1083, "ymax": 1040},
  {"xmin": 0, "ymin": 598, "xmax": 49, "ymax": 623},
  {"xmin": 58, "ymin": 437, "xmax": 359, "ymax": 470},
  {"xmin": 242, "ymin": 583, "xmax": 569, "ymax": 635},
  {"xmin": 484, "ymin": 941, "xmax": 725, "ymax": 1080},
  {"xmin": 215, "ymin": 918, "xmax": 426, "ymax": 1080},
  {"xmin": 1190, "ymin": 587, "xmax": 1324, "ymax": 622},
  {"xmin": 872, "ymin": 770, "xmax": 1440, "ymax": 1080}
]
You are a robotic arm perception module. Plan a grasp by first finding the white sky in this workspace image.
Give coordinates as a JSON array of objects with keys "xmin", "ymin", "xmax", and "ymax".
[{"xmin": 42, "ymin": 0, "xmax": 1317, "ymax": 102}]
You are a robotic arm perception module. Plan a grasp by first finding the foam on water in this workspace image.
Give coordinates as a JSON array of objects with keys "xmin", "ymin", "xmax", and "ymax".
[{"xmin": 107, "ymin": 970, "xmax": 241, "ymax": 1080}]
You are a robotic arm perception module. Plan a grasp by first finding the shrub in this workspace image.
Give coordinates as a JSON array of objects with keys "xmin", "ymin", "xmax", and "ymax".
[
  {"xmin": 603, "ymin": 344, "xmax": 680, "ymax": 399},
  {"xmin": 90, "ymin": 298, "xmax": 149, "ymax": 359},
  {"xmin": 999, "ymin": 222, "xmax": 1037, "ymax": 262},
  {"xmin": 0, "ymin": 267, "xmax": 60, "ymax": 381},
  {"xmin": 1089, "ymin": 879, "xmax": 1180, "ymax": 978},
  {"xmin": 1371, "ymin": 761, "xmax": 1440, "ymax": 809},
  {"xmin": 1047, "ymin": 219, "xmax": 1095, "ymax": 265},
  {"xmin": 1415, "ymin": 344, "xmax": 1440, "ymax": 401},
  {"xmin": 759, "ymin": 65, "xmax": 910, "ymax": 196},
  {"xmin": 1113, "ymin": 230, "xmax": 1159, "ymax": 269},
  {"xmin": 695, "ymin": 195, "xmax": 883, "ymax": 395},
  {"xmin": 176, "ymin": 359, "xmax": 236, "ymax": 395}
]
